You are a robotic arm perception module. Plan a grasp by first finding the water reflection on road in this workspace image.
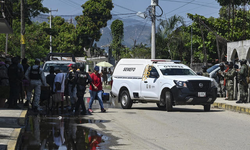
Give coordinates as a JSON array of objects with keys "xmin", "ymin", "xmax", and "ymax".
[{"xmin": 19, "ymin": 114, "xmax": 110, "ymax": 150}]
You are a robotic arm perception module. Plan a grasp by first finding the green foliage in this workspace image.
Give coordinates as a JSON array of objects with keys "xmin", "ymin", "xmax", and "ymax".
[
  {"xmin": 51, "ymin": 16, "xmax": 78, "ymax": 55},
  {"xmin": 155, "ymin": 15, "xmax": 187, "ymax": 60},
  {"xmin": 131, "ymin": 44, "xmax": 151, "ymax": 59},
  {"xmin": 12, "ymin": 0, "xmax": 49, "ymax": 24},
  {"xmin": 75, "ymin": 0, "xmax": 113, "ymax": 54},
  {"xmin": 110, "ymin": 19, "xmax": 124, "ymax": 60}
]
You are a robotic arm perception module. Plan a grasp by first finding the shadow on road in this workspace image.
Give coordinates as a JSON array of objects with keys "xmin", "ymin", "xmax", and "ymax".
[{"xmin": 130, "ymin": 107, "xmax": 225, "ymax": 113}]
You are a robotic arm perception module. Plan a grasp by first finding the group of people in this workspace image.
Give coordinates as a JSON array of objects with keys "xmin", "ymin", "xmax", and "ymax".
[
  {"xmin": 201, "ymin": 59, "xmax": 249, "ymax": 104},
  {"xmin": 100, "ymin": 68, "xmax": 113, "ymax": 85},
  {"xmin": 0, "ymin": 56, "xmax": 109, "ymax": 115},
  {"xmin": 63, "ymin": 64, "xmax": 107, "ymax": 115}
]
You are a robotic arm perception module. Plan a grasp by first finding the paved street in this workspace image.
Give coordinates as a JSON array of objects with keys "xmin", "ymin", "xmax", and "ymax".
[
  {"xmin": 77, "ymin": 98, "xmax": 250, "ymax": 150},
  {"xmin": 14, "ymin": 95, "xmax": 250, "ymax": 150}
]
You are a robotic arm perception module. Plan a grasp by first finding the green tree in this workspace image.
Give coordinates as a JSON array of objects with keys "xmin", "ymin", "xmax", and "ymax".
[
  {"xmin": 131, "ymin": 44, "xmax": 151, "ymax": 59},
  {"xmin": 111, "ymin": 19, "xmax": 124, "ymax": 60},
  {"xmin": 75, "ymin": 0, "xmax": 113, "ymax": 56},
  {"xmin": 155, "ymin": 15, "xmax": 186, "ymax": 59},
  {"xmin": 12, "ymin": 0, "xmax": 49, "ymax": 24},
  {"xmin": 50, "ymin": 16, "xmax": 78, "ymax": 55}
]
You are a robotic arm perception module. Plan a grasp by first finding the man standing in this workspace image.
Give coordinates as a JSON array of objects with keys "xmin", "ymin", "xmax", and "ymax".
[
  {"xmin": 88, "ymin": 66, "xmax": 106, "ymax": 113},
  {"xmin": 67, "ymin": 64, "xmax": 77, "ymax": 111},
  {"xmin": 236, "ymin": 59, "xmax": 248, "ymax": 103},
  {"xmin": 224, "ymin": 62, "xmax": 236, "ymax": 100},
  {"xmin": 217, "ymin": 63, "xmax": 225, "ymax": 97},
  {"xmin": 25, "ymin": 58, "xmax": 46, "ymax": 111},
  {"xmin": 74, "ymin": 65, "xmax": 92, "ymax": 115},
  {"xmin": 8, "ymin": 57, "xmax": 23, "ymax": 108},
  {"xmin": 202, "ymin": 66, "xmax": 210, "ymax": 77},
  {"xmin": 54, "ymin": 68, "xmax": 66, "ymax": 112}
]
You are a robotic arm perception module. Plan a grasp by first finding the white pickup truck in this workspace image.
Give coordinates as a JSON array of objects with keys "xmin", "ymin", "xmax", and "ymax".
[
  {"xmin": 111, "ymin": 59, "xmax": 217, "ymax": 111},
  {"xmin": 42, "ymin": 53, "xmax": 76, "ymax": 77}
]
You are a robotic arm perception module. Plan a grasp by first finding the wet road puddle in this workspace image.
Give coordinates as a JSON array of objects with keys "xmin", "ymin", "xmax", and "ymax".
[{"xmin": 18, "ymin": 114, "xmax": 110, "ymax": 150}]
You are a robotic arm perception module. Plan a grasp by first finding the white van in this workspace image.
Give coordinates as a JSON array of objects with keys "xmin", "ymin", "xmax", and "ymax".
[{"xmin": 111, "ymin": 59, "xmax": 217, "ymax": 111}]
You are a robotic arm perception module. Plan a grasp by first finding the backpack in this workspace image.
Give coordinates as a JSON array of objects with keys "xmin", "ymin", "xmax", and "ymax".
[{"xmin": 77, "ymin": 72, "xmax": 88, "ymax": 86}]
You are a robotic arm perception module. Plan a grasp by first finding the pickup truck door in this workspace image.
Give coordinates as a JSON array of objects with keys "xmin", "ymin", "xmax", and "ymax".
[{"xmin": 140, "ymin": 66, "xmax": 159, "ymax": 100}]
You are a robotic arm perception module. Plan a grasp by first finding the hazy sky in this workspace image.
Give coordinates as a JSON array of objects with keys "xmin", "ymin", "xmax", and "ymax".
[{"xmin": 43, "ymin": 0, "xmax": 221, "ymax": 25}]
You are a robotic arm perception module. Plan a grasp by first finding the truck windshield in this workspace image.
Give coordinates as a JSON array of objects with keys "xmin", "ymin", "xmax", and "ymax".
[
  {"xmin": 160, "ymin": 68, "xmax": 196, "ymax": 75},
  {"xmin": 43, "ymin": 63, "xmax": 70, "ymax": 73}
]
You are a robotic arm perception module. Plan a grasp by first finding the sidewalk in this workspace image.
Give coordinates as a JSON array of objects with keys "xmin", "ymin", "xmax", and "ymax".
[
  {"xmin": 213, "ymin": 98, "xmax": 250, "ymax": 114},
  {"xmin": 0, "ymin": 107, "xmax": 27, "ymax": 150}
]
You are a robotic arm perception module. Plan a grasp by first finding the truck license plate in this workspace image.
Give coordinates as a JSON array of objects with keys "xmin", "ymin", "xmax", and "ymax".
[{"xmin": 198, "ymin": 92, "xmax": 206, "ymax": 97}]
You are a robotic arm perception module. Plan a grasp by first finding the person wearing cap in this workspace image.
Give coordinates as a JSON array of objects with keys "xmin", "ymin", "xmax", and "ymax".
[
  {"xmin": 25, "ymin": 58, "xmax": 46, "ymax": 111},
  {"xmin": 67, "ymin": 64, "xmax": 73, "ymax": 71},
  {"xmin": 74, "ymin": 65, "xmax": 93, "ymax": 115},
  {"xmin": 223, "ymin": 62, "xmax": 236, "ymax": 100},
  {"xmin": 236, "ymin": 59, "xmax": 248, "ymax": 103},
  {"xmin": 66, "ymin": 64, "xmax": 77, "ymax": 111},
  {"xmin": 217, "ymin": 63, "xmax": 226, "ymax": 97},
  {"xmin": 88, "ymin": 66, "xmax": 106, "ymax": 113}
]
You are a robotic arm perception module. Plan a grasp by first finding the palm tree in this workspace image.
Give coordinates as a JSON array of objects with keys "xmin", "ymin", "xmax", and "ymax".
[{"xmin": 156, "ymin": 15, "xmax": 186, "ymax": 59}]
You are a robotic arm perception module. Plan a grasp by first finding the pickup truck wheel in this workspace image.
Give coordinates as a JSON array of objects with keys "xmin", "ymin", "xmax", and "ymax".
[
  {"xmin": 165, "ymin": 90, "xmax": 173, "ymax": 111},
  {"xmin": 120, "ymin": 90, "xmax": 133, "ymax": 109},
  {"xmin": 204, "ymin": 105, "xmax": 211, "ymax": 111},
  {"xmin": 156, "ymin": 103, "xmax": 165, "ymax": 110}
]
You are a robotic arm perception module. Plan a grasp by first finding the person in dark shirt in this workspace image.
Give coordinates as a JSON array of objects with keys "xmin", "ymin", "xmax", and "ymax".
[
  {"xmin": 22, "ymin": 58, "xmax": 30, "ymax": 103},
  {"xmin": 46, "ymin": 66, "xmax": 56, "ymax": 93}
]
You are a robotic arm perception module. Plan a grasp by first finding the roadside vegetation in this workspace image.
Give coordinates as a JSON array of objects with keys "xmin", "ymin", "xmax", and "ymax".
[{"xmin": 1, "ymin": 0, "xmax": 250, "ymax": 65}]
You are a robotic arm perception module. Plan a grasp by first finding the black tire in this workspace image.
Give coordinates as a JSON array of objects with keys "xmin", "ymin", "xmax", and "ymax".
[
  {"xmin": 120, "ymin": 90, "xmax": 133, "ymax": 109},
  {"xmin": 204, "ymin": 105, "xmax": 211, "ymax": 111},
  {"xmin": 164, "ymin": 90, "xmax": 173, "ymax": 111}
]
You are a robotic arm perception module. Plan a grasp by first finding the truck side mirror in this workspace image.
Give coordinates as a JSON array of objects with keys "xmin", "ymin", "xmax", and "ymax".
[{"xmin": 151, "ymin": 72, "xmax": 159, "ymax": 78}]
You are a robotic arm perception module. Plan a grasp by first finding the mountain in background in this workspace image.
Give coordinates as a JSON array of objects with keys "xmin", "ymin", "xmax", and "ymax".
[{"xmin": 32, "ymin": 15, "xmax": 151, "ymax": 49}]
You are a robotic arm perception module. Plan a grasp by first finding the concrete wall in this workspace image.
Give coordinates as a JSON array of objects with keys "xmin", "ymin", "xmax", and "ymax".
[{"xmin": 227, "ymin": 40, "xmax": 250, "ymax": 62}]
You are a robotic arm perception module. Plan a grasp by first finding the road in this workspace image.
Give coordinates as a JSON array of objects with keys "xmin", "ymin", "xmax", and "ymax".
[{"xmin": 80, "ymin": 101, "xmax": 250, "ymax": 150}]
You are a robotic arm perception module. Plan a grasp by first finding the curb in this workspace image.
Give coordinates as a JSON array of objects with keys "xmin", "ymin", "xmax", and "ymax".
[
  {"xmin": 213, "ymin": 102, "xmax": 250, "ymax": 115},
  {"xmin": 7, "ymin": 109, "xmax": 28, "ymax": 150}
]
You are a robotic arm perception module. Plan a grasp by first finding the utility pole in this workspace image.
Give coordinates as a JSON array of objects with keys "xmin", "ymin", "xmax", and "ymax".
[
  {"xmin": 151, "ymin": 0, "xmax": 158, "ymax": 59},
  {"xmin": 199, "ymin": 17, "xmax": 207, "ymax": 67},
  {"xmin": 190, "ymin": 26, "xmax": 193, "ymax": 68},
  {"xmin": 49, "ymin": 8, "xmax": 58, "ymax": 53},
  {"xmin": 21, "ymin": 0, "xmax": 25, "ymax": 59}
]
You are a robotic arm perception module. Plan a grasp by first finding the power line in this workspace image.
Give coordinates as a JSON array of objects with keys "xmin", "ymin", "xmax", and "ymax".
[
  {"xmin": 58, "ymin": 0, "xmax": 79, "ymax": 9},
  {"xmin": 161, "ymin": 0, "xmax": 219, "ymax": 9},
  {"xmin": 137, "ymin": 19, "xmax": 149, "ymax": 41},
  {"xmin": 164, "ymin": 0, "xmax": 195, "ymax": 15},
  {"xmin": 164, "ymin": 1, "xmax": 216, "ymax": 16},
  {"xmin": 113, "ymin": 3, "xmax": 138, "ymax": 13},
  {"xmin": 68, "ymin": 0, "xmax": 81, "ymax": 6}
]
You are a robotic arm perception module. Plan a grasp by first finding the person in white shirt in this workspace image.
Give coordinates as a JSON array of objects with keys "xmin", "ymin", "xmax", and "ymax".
[
  {"xmin": 54, "ymin": 68, "xmax": 66, "ymax": 112},
  {"xmin": 25, "ymin": 58, "xmax": 46, "ymax": 111}
]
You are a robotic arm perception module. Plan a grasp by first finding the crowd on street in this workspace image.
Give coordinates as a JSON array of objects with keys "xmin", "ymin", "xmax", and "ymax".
[
  {"xmin": 201, "ymin": 59, "xmax": 249, "ymax": 104},
  {"xmin": 0, "ymin": 56, "xmax": 113, "ymax": 115}
]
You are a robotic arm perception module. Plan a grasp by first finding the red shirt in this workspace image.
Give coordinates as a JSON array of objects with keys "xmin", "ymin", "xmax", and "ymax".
[{"xmin": 89, "ymin": 73, "xmax": 102, "ymax": 91}]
